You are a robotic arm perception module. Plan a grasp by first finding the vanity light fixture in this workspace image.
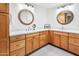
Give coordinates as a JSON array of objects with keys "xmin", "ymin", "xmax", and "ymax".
[
  {"xmin": 25, "ymin": 3, "xmax": 34, "ymax": 8},
  {"xmin": 57, "ymin": 3, "xmax": 73, "ymax": 9}
]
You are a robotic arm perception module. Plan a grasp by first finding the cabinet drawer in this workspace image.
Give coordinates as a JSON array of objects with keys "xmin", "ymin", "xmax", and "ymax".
[
  {"xmin": 69, "ymin": 37, "xmax": 79, "ymax": 46},
  {"xmin": 10, "ymin": 47, "xmax": 25, "ymax": 56},
  {"xmin": 54, "ymin": 31, "xmax": 68, "ymax": 36},
  {"xmin": 10, "ymin": 35, "xmax": 25, "ymax": 42},
  {"xmin": 10, "ymin": 40, "xmax": 25, "ymax": 52},
  {"xmin": 69, "ymin": 33, "xmax": 79, "ymax": 38},
  {"xmin": 26, "ymin": 33, "xmax": 39, "ymax": 38},
  {"xmin": 69, "ymin": 44, "xmax": 79, "ymax": 55},
  {"xmin": 54, "ymin": 31, "xmax": 62, "ymax": 35}
]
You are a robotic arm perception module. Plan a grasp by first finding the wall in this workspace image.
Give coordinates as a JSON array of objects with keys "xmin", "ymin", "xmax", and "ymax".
[
  {"xmin": 10, "ymin": 3, "xmax": 79, "ymax": 35},
  {"xmin": 9, "ymin": 3, "xmax": 47, "ymax": 34},
  {"xmin": 47, "ymin": 4, "xmax": 79, "ymax": 31}
]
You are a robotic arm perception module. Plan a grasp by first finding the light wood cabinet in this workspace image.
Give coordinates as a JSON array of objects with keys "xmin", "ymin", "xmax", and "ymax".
[
  {"xmin": 10, "ymin": 47, "xmax": 25, "ymax": 56},
  {"xmin": 10, "ymin": 35, "xmax": 25, "ymax": 56},
  {"xmin": 0, "ymin": 11, "xmax": 9, "ymax": 39},
  {"xmin": 53, "ymin": 31, "xmax": 60, "ymax": 47},
  {"xmin": 0, "ymin": 3, "xmax": 9, "ymax": 56},
  {"xmin": 26, "ymin": 35, "xmax": 33, "ymax": 54},
  {"xmin": 25, "ymin": 33, "xmax": 40, "ymax": 54},
  {"xmin": 49, "ymin": 31, "xmax": 53, "ymax": 44},
  {"xmin": 39, "ymin": 31, "xmax": 48, "ymax": 47},
  {"xmin": 10, "ymin": 40, "xmax": 25, "ymax": 52},
  {"xmin": 53, "ymin": 31, "xmax": 69, "ymax": 50},
  {"xmin": 0, "ymin": 3, "xmax": 9, "ymax": 13},
  {"xmin": 0, "ymin": 39, "xmax": 9, "ymax": 56},
  {"xmin": 60, "ymin": 32, "xmax": 69, "ymax": 50},
  {"xmin": 69, "ymin": 33, "xmax": 79, "ymax": 55},
  {"xmin": 33, "ymin": 34, "xmax": 40, "ymax": 50}
]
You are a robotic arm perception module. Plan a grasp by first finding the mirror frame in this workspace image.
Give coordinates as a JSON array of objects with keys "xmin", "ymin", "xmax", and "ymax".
[
  {"xmin": 18, "ymin": 9, "xmax": 34, "ymax": 25},
  {"xmin": 57, "ymin": 10, "xmax": 74, "ymax": 25}
]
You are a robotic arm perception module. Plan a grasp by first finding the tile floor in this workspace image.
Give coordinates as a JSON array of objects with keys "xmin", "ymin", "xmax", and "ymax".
[{"xmin": 29, "ymin": 45, "xmax": 74, "ymax": 56}]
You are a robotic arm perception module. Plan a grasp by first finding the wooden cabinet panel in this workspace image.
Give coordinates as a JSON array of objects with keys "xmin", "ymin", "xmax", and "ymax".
[
  {"xmin": 0, "ymin": 3, "xmax": 9, "ymax": 13},
  {"xmin": 53, "ymin": 33, "xmax": 60, "ymax": 47},
  {"xmin": 49, "ymin": 31, "xmax": 53, "ymax": 44},
  {"xmin": 60, "ymin": 35, "xmax": 68, "ymax": 50},
  {"xmin": 0, "ymin": 3, "xmax": 9, "ymax": 56},
  {"xmin": 69, "ymin": 44, "xmax": 79, "ymax": 55},
  {"xmin": 10, "ymin": 47, "xmax": 25, "ymax": 56},
  {"xmin": 33, "ymin": 36, "xmax": 40, "ymax": 50},
  {"xmin": 69, "ymin": 37, "xmax": 79, "ymax": 46},
  {"xmin": 69, "ymin": 33, "xmax": 79, "ymax": 38},
  {"xmin": 26, "ymin": 37, "xmax": 33, "ymax": 54},
  {"xmin": 26, "ymin": 33, "xmax": 40, "ymax": 54},
  {"xmin": 53, "ymin": 31, "xmax": 69, "ymax": 49},
  {"xmin": 0, "ymin": 40, "xmax": 9, "ymax": 56},
  {"xmin": 10, "ymin": 40, "xmax": 25, "ymax": 52},
  {"xmin": 40, "ymin": 34, "xmax": 48, "ymax": 47},
  {"xmin": 69, "ymin": 34, "xmax": 79, "ymax": 55},
  {"xmin": 0, "ymin": 13, "xmax": 9, "ymax": 39},
  {"xmin": 10, "ymin": 35, "xmax": 25, "ymax": 42}
]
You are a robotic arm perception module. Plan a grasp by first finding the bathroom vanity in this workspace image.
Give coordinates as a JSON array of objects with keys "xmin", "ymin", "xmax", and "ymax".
[{"xmin": 0, "ymin": 3, "xmax": 79, "ymax": 56}]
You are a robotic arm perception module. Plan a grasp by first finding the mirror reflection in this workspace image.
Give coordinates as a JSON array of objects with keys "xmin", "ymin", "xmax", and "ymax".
[{"xmin": 57, "ymin": 10, "xmax": 74, "ymax": 25}]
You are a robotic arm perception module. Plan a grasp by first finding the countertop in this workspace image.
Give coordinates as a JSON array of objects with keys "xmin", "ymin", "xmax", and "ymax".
[
  {"xmin": 10, "ymin": 29, "xmax": 49, "ymax": 36},
  {"xmin": 10, "ymin": 28, "xmax": 79, "ymax": 36}
]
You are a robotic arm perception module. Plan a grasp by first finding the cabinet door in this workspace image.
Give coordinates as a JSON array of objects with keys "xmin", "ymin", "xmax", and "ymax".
[
  {"xmin": 69, "ymin": 43, "xmax": 79, "ymax": 55},
  {"xmin": 60, "ymin": 35, "xmax": 68, "ymax": 50},
  {"xmin": 33, "ymin": 36, "xmax": 40, "ymax": 50},
  {"xmin": 0, "ymin": 12, "xmax": 9, "ymax": 55},
  {"xmin": 0, "ymin": 40, "xmax": 9, "ymax": 56},
  {"xmin": 0, "ymin": 13, "xmax": 9, "ymax": 39},
  {"xmin": 26, "ymin": 37, "xmax": 33, "ymax": 54},
  {"xmin": 0, "ymin": 3, "xmax": 9, "ymax": 13},
  {"xmin": 40, "ymin": 34, "xmax": 48, "ymax": 47},
  {"xmin": 49, "ymin": 31, "xmax": 53, "ymax": 44},
  {"xmin": 10, "ymin": 47, "xmax": 25, "ymax": 56},
  {"xmin": 10, "ymin": 40, "xmax": 25, "ymax": 52},
  {"xmin": 69, "ymin": 37, "xmax": 79, "ymax": 55},
  {"xmin": 53, "ymin": 34, "xmax": 60, "ymax": 47}
]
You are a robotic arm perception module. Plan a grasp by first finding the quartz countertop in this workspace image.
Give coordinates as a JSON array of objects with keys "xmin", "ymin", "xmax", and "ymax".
[
  {"xmin": 50, "ymin": 29, "xmax": 79, "ymax": 34},
  {"xmin": 10, "ymin": 29, "xmax": 49, "ymax": 36},
  {"xmin": 10, "ymin": 28, "xmax": 79, "ymax": 36}
]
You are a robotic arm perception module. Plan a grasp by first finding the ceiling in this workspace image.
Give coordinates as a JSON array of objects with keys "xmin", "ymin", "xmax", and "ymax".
[{"xmin": 31, "ymin": 3, "xmax": 70, "ymax": 8}]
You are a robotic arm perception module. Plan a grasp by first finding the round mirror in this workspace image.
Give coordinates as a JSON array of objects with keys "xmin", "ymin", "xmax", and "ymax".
[
  {"xmin": 57, "ymin": 10, "xmax": 74, "ymax": 25},
  {"xmin": 18, "ymin": 9, "xmax": 34, "ymax": 25}
]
